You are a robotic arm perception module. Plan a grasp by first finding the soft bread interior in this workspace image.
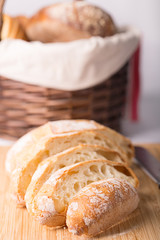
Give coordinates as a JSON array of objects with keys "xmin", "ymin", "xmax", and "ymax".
[
  {"xmin": 35, "ymin": 160, "xmax": 136, "ymax": 214},
  {"xmin": 97, "ymin": 128, "xmax": 133, "ymax": 160},
  {"xmin": 45, "ymin": 131, "xmax": 126, "ymax": 161},
  {"xmin": 14, "ymin": 130, "xmax": 127, "ymax": 205},
  {"xmin": 25, "ymin": 145, "xmax": 124, "ymax": 210}
]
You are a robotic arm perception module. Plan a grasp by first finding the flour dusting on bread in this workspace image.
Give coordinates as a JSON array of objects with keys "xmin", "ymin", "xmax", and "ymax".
[
  {"xmin": 67, "ymin": 178, "xmax": 139, "ymax": 237},
  {"xmin": 50, "ymin": 120, "xmax": 98, "ymax": 134},
  {"xmin": 67, "ymin": 202, "xmax": 78, "ymax": 216},
  {"xmin": 37, "ymin": 196, "xmax": 55, "ymax": 213}
]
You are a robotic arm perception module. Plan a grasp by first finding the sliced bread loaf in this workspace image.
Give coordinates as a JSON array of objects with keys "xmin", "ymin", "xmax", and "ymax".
[
  {"xmin": 11, "ymin": 130, "xmax": 126, "ymax": 207},
  {"xmin": 25, "ymin": 144, "xmax": 126, "ymax": 213},
  {"xmin": 27, "ymin": 160, "xmax": 138, "ymax": 228},
  {"xmin": 6, "ymin": 120, "xmax": 133, "ymax": 174}
]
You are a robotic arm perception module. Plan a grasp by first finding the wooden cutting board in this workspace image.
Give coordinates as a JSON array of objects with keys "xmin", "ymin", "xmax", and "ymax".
[{"xmin": 0, "ymin": 144, "xmax": 160, "ymax": 240}]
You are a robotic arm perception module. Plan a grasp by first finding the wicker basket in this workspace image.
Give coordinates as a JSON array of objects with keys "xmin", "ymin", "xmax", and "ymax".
[
  {"xmin": 0, "ymin": 1, "xmax": 130, "ymax": 140},
  {"xmin": 0, "ymin": 63, "xmax": 129, "ymax": 140}
]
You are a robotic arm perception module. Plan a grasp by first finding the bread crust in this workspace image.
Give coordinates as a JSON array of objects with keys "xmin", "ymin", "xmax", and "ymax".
[
  {"xmin": 28, "ymin": 160, "xmax": 138, "ymax": 228},
  {"xmin": 6, "ymin": 120, "xmax": 133, "ymax": 174},
  {"xmin": 1, "ymin": 14, "xmax": 28, "ymax": 40},
  {"xmin": 66, "ymin": 178, "xmax": 139, "ymax": 237},
  {"xmin": 25, "ymin": 2, "xmax": 117, "ymax": 43},
  {"xmin": 5, "ymin": 122, "xmax": 52, "ymax": 174}
]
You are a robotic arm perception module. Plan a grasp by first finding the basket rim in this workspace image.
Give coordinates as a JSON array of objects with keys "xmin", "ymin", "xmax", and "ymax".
[{"xmin": 0, "ymin": 62, "xmax": 129, "ymax": 92}]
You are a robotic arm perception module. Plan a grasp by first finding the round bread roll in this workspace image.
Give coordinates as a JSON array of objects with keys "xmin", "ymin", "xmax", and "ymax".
[
  {"xmin": 66, "ymin": 178, "xmax": 139, "ymax": 237},
  {"xmin": 26, "ymin": 1, "xmax": 117, "ymax": 43}
]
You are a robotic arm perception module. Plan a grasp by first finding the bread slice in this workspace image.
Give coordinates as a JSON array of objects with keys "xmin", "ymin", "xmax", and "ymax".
[
  {"xmin": 11, "ymin": 130, "xmax": 127, "ymax": 207},
  {"xmin": 6, "ymin": 119, "xmax": 133, "ymax": 174},
  {"xmin": 25, "ymin": 144, "xmax": 126, "ymax": 213},
  {"xmin": 97, "ymin": 127, "xmax": 134, "ymax": 161},
  {"xmin": 28, "ymin": 160, "xmax": 138, "ymax": 228},
  {"xmin": 6, "ymin": 120, "xmax": 102, "ymax": 174},
  {"xmin": 50, "ymin": 120, "xmax": 134, "ymax": 160},
  {"xmin": 67, "ymin": 178, "xmax": 139, "ymax": 237}
]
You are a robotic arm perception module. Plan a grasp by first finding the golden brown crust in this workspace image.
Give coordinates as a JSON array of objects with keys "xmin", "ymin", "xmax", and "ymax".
[
  {"xmin": 5, "ymin": 122, "xmax": 52, "ymax": 174},
  {"xmin": 66, "ymin": 178, "xmax": 139, "ymax": 237},
  {"xmin": 1, "ymin": 14, "xmax": 28, "ymax": 40},
  {"xmin": 25, "ymin": 1, "xmax": 117, "ymax": 43}
]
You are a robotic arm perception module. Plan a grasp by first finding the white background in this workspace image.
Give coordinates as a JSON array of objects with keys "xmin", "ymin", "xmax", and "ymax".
[{"xmin": 2, "ymin": 0, "xmax": 160, "ymax": 144}]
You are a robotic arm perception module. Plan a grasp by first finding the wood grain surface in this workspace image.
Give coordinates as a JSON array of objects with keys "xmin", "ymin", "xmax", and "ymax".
[{"xmin": 0, "ymin": 144, "xmax": 160, "ymax": 240}]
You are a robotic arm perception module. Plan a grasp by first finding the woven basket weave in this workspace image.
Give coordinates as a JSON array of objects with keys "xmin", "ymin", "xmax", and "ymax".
[
  {"xmin": 0, "ymin": 0, "xmax": 129, "ymax": 139},
  {"xmin": 0, "ymin": 63, "xmax": 128, "ymax": 140}
]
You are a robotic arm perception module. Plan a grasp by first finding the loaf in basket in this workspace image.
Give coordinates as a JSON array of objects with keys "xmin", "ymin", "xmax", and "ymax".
[{"xmin": 0, "ymin": 1, "xmax": 139, "ymax": 139}]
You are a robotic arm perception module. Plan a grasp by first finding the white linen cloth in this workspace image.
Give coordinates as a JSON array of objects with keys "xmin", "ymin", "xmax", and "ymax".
[{"xmin": 0, "ymin": 26, "xmax": 140, "ymax": 91}]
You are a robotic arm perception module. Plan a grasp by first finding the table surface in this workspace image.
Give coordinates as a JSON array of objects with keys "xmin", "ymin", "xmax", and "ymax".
[{"xmin": 0, "ymin": 144, "xmax": 160, "ymax": 240}]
